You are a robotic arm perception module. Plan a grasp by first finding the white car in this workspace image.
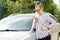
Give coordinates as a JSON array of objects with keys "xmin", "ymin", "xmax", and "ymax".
[
  {"xmin": 0, "ymin": 13, "xmax": 59, "ymax": 40},
  {"xmin": 0, "ymin": 14, "xmax": 36, "ymax": 40}
]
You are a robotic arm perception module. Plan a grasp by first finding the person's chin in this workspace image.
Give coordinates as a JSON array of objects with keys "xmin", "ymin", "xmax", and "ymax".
[{"xmin": 36, "ymin": 9, "xmax": 40, "ymax": 11}]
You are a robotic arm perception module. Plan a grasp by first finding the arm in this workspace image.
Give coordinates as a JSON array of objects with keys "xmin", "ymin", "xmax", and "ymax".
[
  {"xmin": 32, "ymin": 17, "xmax": 37, "ymax": 31},
  {"xmin": 46, "ymin": 15, "xmax": 57, "ymax": 29},
  {"xmin": 41, "ymin": 14, "xmax": 57, "ymax": 31},
  {"xmin": 33, "ymin": 16, "xmax": 38, "ymax": 28}
]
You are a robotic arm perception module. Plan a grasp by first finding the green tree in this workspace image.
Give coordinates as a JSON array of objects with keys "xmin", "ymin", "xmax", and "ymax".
[
  {"xmin": 6, "ymin": 0, "xmax": 60, "ymax": 22},
  {"xmin": 7, "ymin": 0, "xmax": 34, "ymax": 14},
  {"xmin": 0, "ymin": 0, "xmax": 7, "ymax": 19},
  {"xmin": 43, "ymin": 0, "xmax": 57, "ymax": 15}
]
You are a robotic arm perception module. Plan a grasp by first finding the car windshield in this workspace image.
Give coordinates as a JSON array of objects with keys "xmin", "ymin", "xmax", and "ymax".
[
  {"xmin": 7, "ymin": 16, "xmax": 33, "ymax": 31},
  {"xmin": 0, "ymin": 14, "xmax": 34, "ymax": 31}
]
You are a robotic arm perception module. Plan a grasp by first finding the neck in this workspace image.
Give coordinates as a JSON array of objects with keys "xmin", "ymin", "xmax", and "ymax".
[{"xmin": 37, "ymin": 10, "xmax": 43, "ymax": 15}]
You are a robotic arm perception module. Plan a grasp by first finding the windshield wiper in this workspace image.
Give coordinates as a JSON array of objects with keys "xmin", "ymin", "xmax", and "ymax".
[
  {"xmin": 0, "ymin": 29, "xmax": 30, "ymax": 32},
  {"xmin": 0, "ymin": 29, "xmax": 19, "ymax": 32}
]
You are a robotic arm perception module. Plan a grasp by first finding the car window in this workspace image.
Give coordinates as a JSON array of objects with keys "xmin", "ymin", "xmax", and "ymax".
[{"xmin": 8, "ymin": 16, "xmax": 33, "ymax": 31}]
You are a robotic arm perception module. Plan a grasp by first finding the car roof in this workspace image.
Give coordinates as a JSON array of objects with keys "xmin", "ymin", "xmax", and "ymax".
[{"xmin": 0, "ymin": 14, "xmax": 35, "ymax": 24}]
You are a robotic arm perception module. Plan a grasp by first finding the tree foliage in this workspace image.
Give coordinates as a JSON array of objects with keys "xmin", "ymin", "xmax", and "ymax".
[
  {"xmin": 7, "ymin": 0, "xmax": 34, "ymax": 14},
  {"xmin": 0, "ymin": 0, "xmax": 60, "ymax": 22},
  {"xmin": 0, "ymin": 0, "xmax": 7, "ymax": 19}
]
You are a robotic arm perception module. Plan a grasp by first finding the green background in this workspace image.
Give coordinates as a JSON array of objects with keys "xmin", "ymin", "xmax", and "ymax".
[{"xmin": 0, "ymin": 0, "xmax": 60, "ymax": 22}]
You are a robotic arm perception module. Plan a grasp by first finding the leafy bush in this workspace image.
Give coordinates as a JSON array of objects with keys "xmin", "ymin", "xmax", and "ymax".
[
  {"xmin": 0, "ymin": 0, "xmax": 7, "ymax": 19},
  {"xmin": 0, "ymin": 0, "xmax": 60, "ymax": 22},
  {"xmin": 7, "ymin": 0, "xmax": 34, "ymax": 14}
]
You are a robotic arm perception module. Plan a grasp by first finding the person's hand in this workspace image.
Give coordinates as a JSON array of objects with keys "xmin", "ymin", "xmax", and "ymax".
[
  {"xmin": 34, "ymin": 16, "xmax": 39, "ymax": 23},
  {"xmin": 41, "ymin": 26, "xmax": 48, "ymax": 31}
]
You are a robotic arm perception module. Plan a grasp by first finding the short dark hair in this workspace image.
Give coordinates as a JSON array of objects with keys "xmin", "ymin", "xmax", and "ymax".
[{"xmin": 35, "ymin": 1, "xmax": 43, "ymax": 8}]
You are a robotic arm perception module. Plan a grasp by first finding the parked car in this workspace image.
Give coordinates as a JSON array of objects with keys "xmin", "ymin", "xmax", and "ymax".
[
  {"xmin": 0, "ymin": 13, "xmax": 59, "ymax": 40},
  {"xmin": 0, "ymin": 14, "xmax": 36, "ymax": 40}
]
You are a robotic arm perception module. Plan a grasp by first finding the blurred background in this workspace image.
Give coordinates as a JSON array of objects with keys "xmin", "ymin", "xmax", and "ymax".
[{"xmin": 0, "ymin": 0, "xmax": 60, "ymax": 22}]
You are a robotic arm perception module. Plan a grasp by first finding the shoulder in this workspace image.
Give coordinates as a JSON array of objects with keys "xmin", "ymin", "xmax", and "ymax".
[
  {"xmin": 43, "ymin": 12, "xmax": 50, "ymax": 17},
  {"xmin": 43, "ymin": 12, "xmax": 52, "ymax": 17},
  {"xmin": 42, "ymin": 12, "xmax": 53, "ymax": 19}
]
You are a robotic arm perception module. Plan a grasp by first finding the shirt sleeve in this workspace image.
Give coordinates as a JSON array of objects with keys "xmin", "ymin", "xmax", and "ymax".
[{"xmin": 46, "ymin": 14, "xmax": 57, "ymax": 28}]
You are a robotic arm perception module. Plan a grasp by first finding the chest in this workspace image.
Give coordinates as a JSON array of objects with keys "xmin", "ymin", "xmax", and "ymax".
[{"xmin": 38, "ymin": 15, "xmax": 47, "ymax": 23}]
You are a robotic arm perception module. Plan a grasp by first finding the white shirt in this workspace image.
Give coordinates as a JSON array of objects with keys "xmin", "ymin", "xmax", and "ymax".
[{"xmin": 34, "ymin": 12, "xmax": 56, "ymax": 39}]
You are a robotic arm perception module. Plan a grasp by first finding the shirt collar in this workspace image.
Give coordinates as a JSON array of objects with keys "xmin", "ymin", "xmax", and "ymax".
[{"xmin": 39, "ymin": 11, "xmax": 44, "ymax": 16}]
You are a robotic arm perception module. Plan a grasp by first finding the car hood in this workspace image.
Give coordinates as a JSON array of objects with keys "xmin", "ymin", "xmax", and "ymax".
[{"xmin": 0, "ymin": 31, "xmax": 30, "ymax": 40}]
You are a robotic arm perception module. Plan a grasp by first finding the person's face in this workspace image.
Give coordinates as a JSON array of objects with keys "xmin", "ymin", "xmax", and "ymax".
[
  {"xmin": 35, "ymin": 5, "xmax": 41, "ymax": 12},
  {"xmin": 35, "ymin": 5, "xmax": 43, "ymax": 14}
]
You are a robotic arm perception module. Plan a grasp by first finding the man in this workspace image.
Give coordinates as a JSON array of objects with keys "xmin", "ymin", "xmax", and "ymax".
[{"xmin": 34, "ymin": 1, "xmax": 56, "ymax": 40}]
